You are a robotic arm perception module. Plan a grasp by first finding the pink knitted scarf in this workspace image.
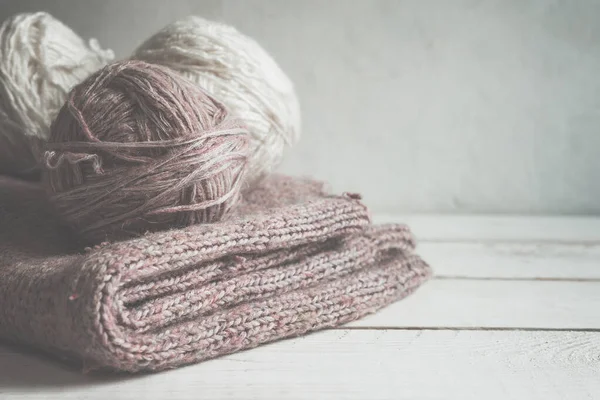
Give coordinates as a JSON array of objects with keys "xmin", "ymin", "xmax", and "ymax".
[{"xmin": 0, "ymin": 174, "xmax": 431, "ymax": 372}]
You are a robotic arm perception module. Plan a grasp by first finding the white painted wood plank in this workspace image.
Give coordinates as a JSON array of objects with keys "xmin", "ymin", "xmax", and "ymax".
[
  {"xmin": 351, "ymin": 279, "xmax": 600, "ymax": 329},
  {"xmin": 419, "ymin": 242, "xmax": 600, "ymax": 279},
  {"xmin": 374, "ymin": 214, "xmax": 600, "ymax": 242},
  {"xmin": 1, "ymin": 330, "xmax": 598, "ymax": 400}
]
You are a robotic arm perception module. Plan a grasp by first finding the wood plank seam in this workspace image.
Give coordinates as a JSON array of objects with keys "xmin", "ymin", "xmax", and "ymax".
[
  {"xmin": 419, "ymin": 239, "xmax": 600, "ymax": 245},
  {"xmin": 432, "ymin": 276, "xmax": 600, "ymax": 282},
  {"xmin": 333, "ymin": 326, "xmax": 600, "ymax": 332}
]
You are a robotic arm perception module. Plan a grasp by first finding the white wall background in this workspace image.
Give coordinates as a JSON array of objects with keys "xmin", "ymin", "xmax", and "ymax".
[{"xmin": 1, "ymin": 0, "xmax": 598, "ymax": 215}]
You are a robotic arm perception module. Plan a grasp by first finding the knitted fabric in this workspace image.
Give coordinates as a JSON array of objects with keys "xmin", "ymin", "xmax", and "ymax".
[{"xmin": 0, "ymin": 174, "xmax": 431, "ymax": 372}]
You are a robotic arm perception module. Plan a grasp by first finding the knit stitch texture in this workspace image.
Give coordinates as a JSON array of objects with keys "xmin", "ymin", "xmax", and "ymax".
[{"xmin": 0, "ymin": 174, "xmax": 431, "ymax": 372}]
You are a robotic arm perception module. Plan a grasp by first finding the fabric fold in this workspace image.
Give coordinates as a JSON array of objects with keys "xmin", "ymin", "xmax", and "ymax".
[{"xmin": 0, "ymin": 174, "xmax": 431, "ymax": 372}]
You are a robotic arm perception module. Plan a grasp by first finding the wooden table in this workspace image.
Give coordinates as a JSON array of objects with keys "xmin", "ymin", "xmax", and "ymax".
[{"xmin": 1, "ymin": 216, "xmax": 599, "ymax": 399}]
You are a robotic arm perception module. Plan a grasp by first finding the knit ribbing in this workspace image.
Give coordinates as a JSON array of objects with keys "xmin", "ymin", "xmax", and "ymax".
[{"xmin": 0, "ymin": 174, "xmax": 431, "ymax": 372}]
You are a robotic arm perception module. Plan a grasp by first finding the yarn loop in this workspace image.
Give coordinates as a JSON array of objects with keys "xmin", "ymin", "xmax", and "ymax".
[
  {"xmin": 43, "ymin": 60, "xmax": 249, "ymax": 243},
  {"xmin": 0, "ymin": 12, "xmax": 113, "ymax": 176}
]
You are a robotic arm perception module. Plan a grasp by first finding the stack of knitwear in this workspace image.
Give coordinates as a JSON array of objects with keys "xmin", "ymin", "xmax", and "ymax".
[{"xmin": 0, "ymin": 174, "xmax": 431, "ymax": 372}]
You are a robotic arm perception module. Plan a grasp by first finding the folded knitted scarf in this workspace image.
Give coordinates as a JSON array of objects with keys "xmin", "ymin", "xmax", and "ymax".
[{"xmin": 0, "ymin": 174, "xmax": 431, "ymax": 372}]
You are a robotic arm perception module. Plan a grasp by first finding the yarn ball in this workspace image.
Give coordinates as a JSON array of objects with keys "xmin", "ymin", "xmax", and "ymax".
[
  {"xmin": 42, "ymin": 60, "xmax": 249, "ymax": 244},
  {"xmin": 0, "ymin": 12, "xmax": 113, "ymax": 177},
  {"xmin": 132, "ymin": 16, "xmax": 300, "ymax": 184}
]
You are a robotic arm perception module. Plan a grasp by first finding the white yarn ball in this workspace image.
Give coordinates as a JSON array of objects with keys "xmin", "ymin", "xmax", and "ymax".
[
  {"xmin": 132, "ymin": 16, "xmax": 300, "ymax": 184},
  {"xmin": 0, "ymin": 12, "xmax": 114, "ymax": 176}
]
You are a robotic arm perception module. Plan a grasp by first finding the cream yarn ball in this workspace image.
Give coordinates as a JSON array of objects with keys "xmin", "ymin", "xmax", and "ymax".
[
  {"xmin": 0, "ymin": 12, "xmax": 113, "ymax": 176},
  {"xmin": 132, "ymin": 16, "xmax": 300, "ymax": 184}
]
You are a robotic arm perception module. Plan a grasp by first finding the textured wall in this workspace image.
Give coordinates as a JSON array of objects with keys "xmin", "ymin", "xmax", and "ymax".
[{"xmin": 1, "ymin": 0, "xmax": 599, "ymax": 215}]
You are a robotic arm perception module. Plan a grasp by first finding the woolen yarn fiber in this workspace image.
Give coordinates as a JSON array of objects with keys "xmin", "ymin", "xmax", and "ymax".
[
  {"xmin": 132, "ymin": 16, "xmax": 301, "ymax": 184},
  {"xmin": 43, "ymin": 60, "xmax": 249, "ymax": 244},
  {"xmin": 0, "ymin": 12, "xmax": 113, "ymax": 177}
]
